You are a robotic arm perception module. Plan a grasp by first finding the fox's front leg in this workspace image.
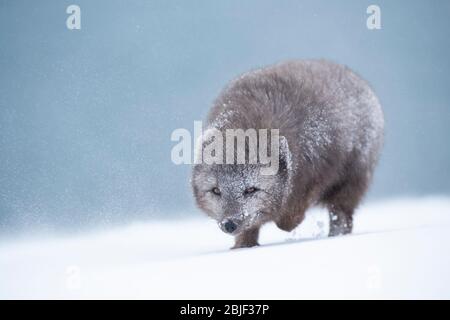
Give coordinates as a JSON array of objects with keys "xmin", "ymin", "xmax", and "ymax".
[
  {"xmin": 275, "ymin": 212, "xmax": 305, "ymax": 232},
  {"xmin": 232, "ymin": 227, "xmax": 260, "ymax": 249}
]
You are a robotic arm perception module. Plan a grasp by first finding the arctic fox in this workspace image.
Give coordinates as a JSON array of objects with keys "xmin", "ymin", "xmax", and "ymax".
[{"xmin": 192, "ymin": 60, "xmax": 384, "ymax": 249}]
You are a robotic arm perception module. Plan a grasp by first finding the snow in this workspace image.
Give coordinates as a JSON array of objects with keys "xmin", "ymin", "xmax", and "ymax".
[{"xmin": 1, "ymin": 196, "xmax": 450, "ymax": 299}]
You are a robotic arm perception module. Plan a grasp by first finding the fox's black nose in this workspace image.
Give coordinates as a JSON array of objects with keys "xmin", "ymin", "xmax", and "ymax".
[{"xmin": 223, "ymin": 219, "xmax": 237, "ymax": 234}]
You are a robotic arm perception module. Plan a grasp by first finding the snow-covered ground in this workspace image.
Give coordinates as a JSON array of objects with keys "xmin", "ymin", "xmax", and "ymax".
[{"xmin": 1, "ymin": 196, "xmax": 450, "ymax": 299}]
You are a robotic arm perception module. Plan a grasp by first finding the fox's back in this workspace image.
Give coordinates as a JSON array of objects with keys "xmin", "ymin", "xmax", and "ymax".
[{"xmin": 208, "ymin": 59, "xmax": 384, "ymax": 169}]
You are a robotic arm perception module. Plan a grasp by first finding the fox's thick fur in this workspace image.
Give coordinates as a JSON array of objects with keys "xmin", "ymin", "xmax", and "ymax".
[{"xmin": 192, "ymin": 60, "xmax": 384, "ymax": 248}]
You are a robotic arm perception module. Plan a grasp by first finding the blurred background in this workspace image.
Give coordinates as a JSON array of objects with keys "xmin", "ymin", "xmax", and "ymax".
[{"xmin": 0, "ymin": 0, "xmax": 449, "ymax": 236}]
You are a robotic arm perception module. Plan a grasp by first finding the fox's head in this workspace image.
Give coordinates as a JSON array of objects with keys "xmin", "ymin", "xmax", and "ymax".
[{"xmin": 192, "ymin": 131, "xmax": 292, "ymax": 235}]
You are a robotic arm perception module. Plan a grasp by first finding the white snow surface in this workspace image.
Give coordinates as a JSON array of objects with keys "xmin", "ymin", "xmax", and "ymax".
[{"xmin": 1, "ymin": 196, "xmax": 450, "ymax": 299}]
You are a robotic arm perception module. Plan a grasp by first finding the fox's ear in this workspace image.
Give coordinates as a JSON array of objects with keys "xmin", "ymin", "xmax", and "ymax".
[
  {"xmin": 278, "ymin": 135, "xmax": 293, "ymax": 206},
  {"xmin": 259, "ymin": 133, "xmax": 291, "ymax": 176},
  {"xmin": 279, "ymin": 135, "xmax": 292, "ymax": 173}
]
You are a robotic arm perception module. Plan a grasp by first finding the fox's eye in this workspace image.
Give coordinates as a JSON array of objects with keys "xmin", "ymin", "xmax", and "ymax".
[
  {"xmin": 211, "ymin": 187, "xmax": 221, "ymax": 196},
  {"xmin": 243, "ymin": 187, "xmax": 258, "ymax": 195}
]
